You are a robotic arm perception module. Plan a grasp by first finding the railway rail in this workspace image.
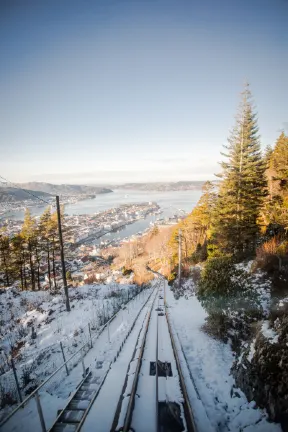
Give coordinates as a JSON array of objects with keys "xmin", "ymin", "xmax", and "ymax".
[
  {"xmin": 48, "ymin": 287, "xmax": 157, "ymax": 432},
  {"xmin": 111, "ymin": 277, "xmax": 197, "ymax": 432},
  {"xmin": 2, "ymin": 278, "xmax": 199, "ymax": 432}
]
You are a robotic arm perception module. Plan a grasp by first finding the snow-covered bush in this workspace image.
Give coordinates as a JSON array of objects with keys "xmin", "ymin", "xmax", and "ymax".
[
  {"xmin": 198, "ymin": 256, "xmax": 260, "ymax": 313},
  {"xmin": 197, "ymin": 256, "xmax": 263, "ymax": 343}
]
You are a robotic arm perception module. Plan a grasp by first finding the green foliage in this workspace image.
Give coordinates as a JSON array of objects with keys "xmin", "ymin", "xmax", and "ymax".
[
  {"xmin": 66, "ymin": 271, "xmax": 72, "ymax": 281},
  {"xmin": 169, "ymin": 181, "xmax": 217, "ymax": 264},
  {"xmin": 122, "ymin": 266, "xmax": 132, "ymax": 276},
  {"xmin": 270, "ymin": 132, "xmax": 288, "ymax": 185},
  {"xmin": 212, "ymin": 84, "xmax": 267, "ymax": 254},
  {"xmin": 197, "ymin": 256, "xmax": 260, "ymax": 318},
  {"xmin": 190, "ymin": 242, "xmax": 208, "ymax": 263},
  {"xmin": 0, "ymin": 206, "xmax": 66, "ymax": 290},
  {"xmin": 262, "ymin": 132, "xmax": 288, "ymax": 231}
]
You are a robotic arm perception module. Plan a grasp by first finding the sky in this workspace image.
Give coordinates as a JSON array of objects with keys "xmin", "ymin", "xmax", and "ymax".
[{"xmin": 0, "ymin": 0, "xmax": 287, "ymax": 185}]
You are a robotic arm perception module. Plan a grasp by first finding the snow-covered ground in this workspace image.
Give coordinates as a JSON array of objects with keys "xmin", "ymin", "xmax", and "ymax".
[
  {"xmin": 166, "ymin": 285, "xmax": 282, "ymax": 432},
  {"xmin": 1, "ymin": 273, "xmax": 283, "ymax": 432},
  {"xmin": 0, "ymin": 283, "xmax": 154, "ymax": 430}
]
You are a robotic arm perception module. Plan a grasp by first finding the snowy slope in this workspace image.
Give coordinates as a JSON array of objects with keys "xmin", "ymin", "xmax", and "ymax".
[{"xmin": 166, "ymin": 285, "xmax": 282, "ymax": 432}]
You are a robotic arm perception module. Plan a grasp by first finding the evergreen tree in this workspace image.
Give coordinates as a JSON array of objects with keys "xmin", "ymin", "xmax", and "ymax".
[
  {"xmin": 270, "ymin": 132, "xmax": 288, "ymax": 189},
  {"xmin": 21, "ymin": 209, "xmax": 37, "ymax": 290},
  {"xmin": 264, "ymin": 144, "xmax": 273, "ymax": 168},
  {"xmin": 38, "ymin": 207, "xmax": 52, "ymax": 289},
  {"xmin": 0, "ymin": 229, "xmax": 12, "ymax": 286},
  {"xmin": 11, "ymin": 234, "xmax": 26, "ymax": 290},
  {"xmin": 213, "ymin": 83, "xmax": 267, "ymax": 254},
  {"xmin": 169, "ymin": 181, "xmax": 217, "ymax": 262},
  {"xmin": 263, "ymin": 132, "xmax": 288, "ymax": 230}
]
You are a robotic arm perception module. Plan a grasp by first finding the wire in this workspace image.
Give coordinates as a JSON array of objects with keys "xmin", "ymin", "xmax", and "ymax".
[{"xmin": 0, "ymin": 174, "xmax": 55, "ymax": 207}]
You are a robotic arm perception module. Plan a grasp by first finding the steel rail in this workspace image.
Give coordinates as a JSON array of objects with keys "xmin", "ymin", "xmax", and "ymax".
[
  {"xmin": 119, "ymin": 287, "xmax": 159, "ymax": 432},
  {"xmin": 164, "ymin": 286, "xmax": 197, "ymax": 432},
  {"xmin": 112, "ymin": 273, "xmax": 198, "ymax": 432},
  {"xmin": 0, "ymin": 286, "xmax": 152, "ymax": 429},
  {"xmin": 155, "ymin": 287, "xmax": 159, "ymax": 432},
  {"xmin": 151, "ymin": 271, "xmax": 198, "ymax": 432},
  {"xmin": 48, "ymin": 287, "xmax": 157, "ymax": 432}
]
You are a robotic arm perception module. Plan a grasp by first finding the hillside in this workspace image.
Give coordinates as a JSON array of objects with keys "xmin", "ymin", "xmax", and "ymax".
[
  {"xmin": 109, "ymin": 181, "xmax": 206, "ymax": 191},
  {"xmin": 13, "ymin": 182, "xmax": 113, "ymax": 196},
  {"xmin": 0, "ymin": 187, "xmax": 51, "ymax": 203}
]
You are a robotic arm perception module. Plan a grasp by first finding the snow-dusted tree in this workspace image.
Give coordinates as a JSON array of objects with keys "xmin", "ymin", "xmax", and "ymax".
[{"xmin": 213, "ymin": 83, "xmax": 267, "ymax": 254}]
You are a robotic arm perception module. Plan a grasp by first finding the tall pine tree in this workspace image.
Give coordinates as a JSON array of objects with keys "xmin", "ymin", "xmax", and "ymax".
[{"xmin": 213, "ymin": 83, "xmax": 267, "ymax": 254}]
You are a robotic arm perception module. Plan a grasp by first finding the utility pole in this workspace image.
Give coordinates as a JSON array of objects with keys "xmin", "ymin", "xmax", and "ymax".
[
  {"xmin": 178, "ymin": 229, "xmax": 182, "ymax": 289},
  {"xmin": 56, "ymin": 196, "xmax": 70, "ymax": 312}
]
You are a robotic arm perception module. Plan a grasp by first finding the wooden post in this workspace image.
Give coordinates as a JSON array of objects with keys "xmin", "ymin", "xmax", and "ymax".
[
  {"xmin": 11, "ymin": 358, "xmax": 22, "ymax": 403},
  {"xmin": 60, "ymin": 342, "xmax": 69, "ymax": 376},
  {"xmin": 56, "ymin": 196, "xmax": 70, "ymax": 312},
  {"xmin": 178, "ymin": 229, "xmax": 182, "ymax": 289}
]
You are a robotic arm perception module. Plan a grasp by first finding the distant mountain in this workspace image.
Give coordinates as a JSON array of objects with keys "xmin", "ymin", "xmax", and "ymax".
[
  {"xmin": 0, "ymin": 187, "xmax": 51, "ymax": 203},
  {"xmin": 0, "ymin": 182, "xmax": 112, "ymax": 203},
  {"xmin": 107, "ymin": 181, "xmax": 206, "ymax": 191},
  {"xmin": 13, "ymin": 182, "xmax": 113, "ymax": 196}
]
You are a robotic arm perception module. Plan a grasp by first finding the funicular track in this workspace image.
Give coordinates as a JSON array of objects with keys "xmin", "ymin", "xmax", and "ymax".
[
  {"xmin": 48, "ymin": 287, "xmax": 157, "ymax": 432},
  {"xmin": 111, "ymin": 277, "xmax": 197, "ymax": 432}
]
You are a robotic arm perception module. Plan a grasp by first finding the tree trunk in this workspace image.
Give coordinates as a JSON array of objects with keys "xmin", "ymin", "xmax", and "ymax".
[
  {"xmin": 28, "ymin": 243, "xmax": 35, "ymax": 291},
  {"xmin": 47, "ymin": 244, "xmax": 52, "ymax": 290},
  {"xmin": 37, "ymin": 262, "xmax": 41, "ymax": 290},
  {"xmin": 22, "ymin": 251, "xmax": 27, "ymax": 290},
  {"xmin": 2, "ymin": 253, "xmax": 10, "ymax": 286},
  {"xmin": 52, "ymin": 245, "xmax": 57, "ymax": 289},
  {"xmin": 20, "ymin": 266, "xmax": 24, "ymax": 291}
]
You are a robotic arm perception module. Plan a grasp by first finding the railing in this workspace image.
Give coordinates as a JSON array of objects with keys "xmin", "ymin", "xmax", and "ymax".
[{"xmin": 0, "ymin": 287, "xmax": 151, "ymax": 431}]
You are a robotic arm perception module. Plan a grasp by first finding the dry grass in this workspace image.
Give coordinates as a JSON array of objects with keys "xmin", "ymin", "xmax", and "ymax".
[
  {"xmin": 254, "ymin": 235, "xmax": 288, "ymax": 272},
  {"xmin": 103, "ymin": 226, "xmax": 174, "ymax": 283}
]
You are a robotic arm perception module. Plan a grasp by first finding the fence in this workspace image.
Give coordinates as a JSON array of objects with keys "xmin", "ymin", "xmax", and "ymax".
[
  {"xmin": 0, "ymin": 289, "xmax": 152, "ymax": 426},
  {"xmin": 0, "ymin": 284, "xmax": 148, "ymax": 417}
]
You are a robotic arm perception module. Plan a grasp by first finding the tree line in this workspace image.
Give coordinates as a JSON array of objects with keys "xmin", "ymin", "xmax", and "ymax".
[
  {"xmin": 0, "ymin": 207, "xmax": 67, "ymax": 290},
  {"xmin": 170, "ymin": 83, "xmax": 288, "ymax": 267}
]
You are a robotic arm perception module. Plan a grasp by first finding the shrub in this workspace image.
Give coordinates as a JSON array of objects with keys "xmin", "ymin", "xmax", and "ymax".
[
  {"xmin": 197, "ymin": 256, "xmax": 260, "ymax": 318},
  {"xmin": 254, "ymin": 235, "xmax": 288, "ymax": 273},
  {"xmin": 190, "ymin": 242, "xmax": 208, "ymax": 263},
  {"xmin": 122, "ymin": 266, "xmax": 133, "ymax": 276}
]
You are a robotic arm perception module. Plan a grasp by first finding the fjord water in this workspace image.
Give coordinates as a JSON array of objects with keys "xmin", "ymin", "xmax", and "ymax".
[{"xmin": 5, "ymin": 189, "xmax": 202, "ymax": 242}]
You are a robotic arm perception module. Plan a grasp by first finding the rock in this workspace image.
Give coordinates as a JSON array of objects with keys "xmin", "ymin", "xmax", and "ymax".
[{"xmin": 232, "ymin": 313, "xmax": 288, "ymax": 430}]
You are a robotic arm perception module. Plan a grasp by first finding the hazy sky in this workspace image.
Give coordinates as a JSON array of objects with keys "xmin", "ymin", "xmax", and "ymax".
[{"xmin": 0, "ymin": 0, "xmax": 287, "ymax": 184}]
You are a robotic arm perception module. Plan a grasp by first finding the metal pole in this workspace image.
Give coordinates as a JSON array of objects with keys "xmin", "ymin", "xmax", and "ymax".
[
  {"xmin": 107, "ymin": 320, "xmax": 111, "ymax": 343},
  {"xmin": 56, "ymin": 196, "xmax": 70, "ymax": 312},
  {"xmin": 60, "ymin": 342, "xmax": 69, "ymax": 376},
  {"xmin": 88, "ymin": 323, "xmax": 93, "ymax": 348},
  {"xmin": 11, "ymin": 358, "xmax": 22, "ymax": 403},
  {"xmin": 81, "ymin": 347, "xmax": 86, "ymax": 377},
  {"xmin": 178, "ymin": 228, "xmax": 182, "ymax": 289},
  {"xmin": 35, "ymin": 391, "xmax": 46, "ymax": 432}
]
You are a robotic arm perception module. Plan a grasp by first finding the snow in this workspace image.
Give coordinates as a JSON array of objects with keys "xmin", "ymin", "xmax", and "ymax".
[
  {"xmin": 165, "ymin": 284, "xmax": 281, "ymax": 432},
  {"xmin": 0, "ymin": 273, "xmax": 283, "ymax": 432},
  {"xmin": 1, "ymin": 285, "xmax": 154, "ymax": 431},
  {"xmin": 82, "ymin": 290, "xmax": 157, "ymax": 432},
  {"xmin": 261, "ymin": 321, "xmax": 279, "ymax": 344},
  {"xmin": 247, "ymin": 339, "xmax": 256, "ymax": 363}
]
